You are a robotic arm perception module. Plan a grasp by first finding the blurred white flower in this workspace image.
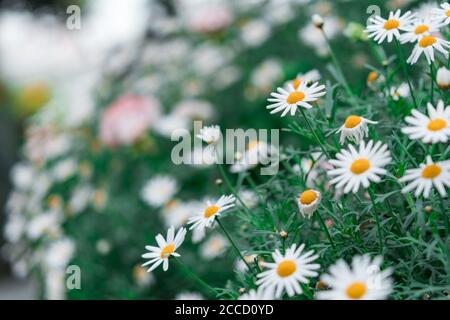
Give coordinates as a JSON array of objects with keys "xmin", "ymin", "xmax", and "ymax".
[
  {"xmin": 27, "ymin": 212, "xmax": 61, "ymax": 240},
  {"xmin": 10, "ymin": 163, "xmax": 34, "ymax": 191},
  {"xmin": 69, "ymin": 185, "xmax": 93, "ymax": 214},
  {"xmin": 173, "ymin": 99, "xmax": 214, "ymax": 121},
  {"xmin": 250, "ymin": 58, "xmax": 283, "ymax": 91},
  {"xmin": 182, "ymin": 1, "xmax": 232, "ymax": 34},
  {"xmin": 390, "ymin": 83, "xmax": 410, "ymax": 101},
  {"xmin": 175, "ymin": 292, "xmax": 204, "ymax": 300},
  {"xmin": 44, "ymin": 238, "xmax": 75, "ymax": 269},
  {"xmin": 200, "ymin": 234, "xmax": 228, "ymax": 260},
  {"xmin": 141, "ymin": 175, "xmax": 178, "ymax": 207},
  {"xmin": 436, "ymin": 67, "xmax": 450, "ymax": 90},
  {"xmin": 240, "ymin": 19, "xmax": 271, "ymax": 47},
  {"xmin": 4, "ymin": 214, "xmax": 26, "ymax": 243},
  {"xmin": 44, "ymin": 268, "xmax": 66, "ymax": 300},
  {"xmin": 299, "ymin": 16, "xmax": 342, "ymax": 56},
  {"xmin": 52, "ymin": 158, "xmax": 78, "ymax": 182},
  {"xmin": 96, "ymin": 239, "xmax": 112, "ymax": 255},
  {"xmin": 238, "ymin": 189, "xmax": 259, "ymax": 209}
]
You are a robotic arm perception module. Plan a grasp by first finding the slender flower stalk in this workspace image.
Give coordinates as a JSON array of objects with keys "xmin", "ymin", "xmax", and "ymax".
[
  {"xmin": 394, "ymin": 38, "xmax": 418, "ymax": 108},
  {"xmin": 315, "ymin": 208, "xmax": 336, "ymax": 251},
  {"xmin": 217, "ymin": 163, "xmax": 250, "ymax": 214},
  {"xmin": 299, "ymin": 108, "xmax": 331, "ymax": 159},
  {"xmin": 174, "ymin": 258, "xmax": 218, "ymax": 296},
  {"xmin": 368, "ymin": 188, "xmax": 384, "ymax": 254}
]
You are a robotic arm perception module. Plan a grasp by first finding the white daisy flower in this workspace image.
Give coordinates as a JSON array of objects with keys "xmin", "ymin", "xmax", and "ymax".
[
  {"xmin": 389, "ymin": 82, "xmax": 410, "ymax": 101},
  {"xmin": 266, "ymin": 81, "xmax": 326, "ymax": 117},
  {"xmin": 399, "ymin": 16, "xmax": 440, "ymax": 44},
  {"xmin": 436, "ymin": 66, "xmax": 450, "ymax": 90},
  {"xmin": 317, "ymin": 255, "xmax": 393, "ymax": 300},
  {"xmin": 256, "ymin": 244, "xmax": 320, "ymax": 298},
  {"xmin": 187, "ymin": 195, "xmax": 236, "ymax": 233},
  {"xmin": 401, "ymin": 100, "xmax": 450, "ymax": 144},
  {"xmin": 365, "ymin": 10, "xmax": 415, "ymax": 44},
  {"xmin": 230, "ymin": 140, "xmax": 274, "ymax": 173},
  {"xmin": 407, "ymin": 35, "xmax": 450, "ymax": 65},
  {"xmin": 336, "ymin": 115, "xmax": 378, "ymax": 145},
  {"xmin": 239, "ymin": 287, "xmax": 274, "ymax": 300},
  {"xmin": 328, "ymin": 140, "xmax": 392, "ymax": 194},
  {"xmin": 175, "ymin": 292, "xmax": 204, "ymax": 300},
  {"xmin": 196, "ymin": 125, "xmax": 221, "ymax": 145},
  {"xmin": 432, "ymin": 2, "xmax": 450, "ymax": 26},
  {"xmin": 141, "ymin": 225, "xmax": 187, "ymax": 272},
  {"xmin": 400, "ymin": 156, "xmax": 450, "ymax": 198},
  {"xmin": 297, "ymin": 189, "xmax": 321, "ymax": 218},
  {"xmin": 140, "ymin": 175, "xmax": 178, "ymax": 207}
]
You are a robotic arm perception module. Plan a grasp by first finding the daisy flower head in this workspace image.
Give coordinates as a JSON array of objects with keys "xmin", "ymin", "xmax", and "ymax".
[
  {"xmin": 400, "ymin": 156, "xmax": 450, "ymax": 198},
  {"xmin": 437, "ymin": 66, "xmax": 450, "ymax": 90},
  {"xmin": 196, "ymin": 125, "xmax": 221, "ymax": 145},
  {"xmin": 297, "ymin": 189, "xmax": 321, "ymax": 218},
  {"xmin": 187, "ymin": 195, "xmax": 236, "ymax": 233},
  {"xmin": 432, "ymin": 2, "xmax": 450, "ymax": 26},
  {"xmin": 401, "ymin": 100, "xmax": 450, "ymax": 144},
  {"xmin": 328, "ymin": 140, "xmax": 391, "ymax": 194},
  {"xmin": 141, "ymin": 225, "xmax": 187, "ymax": 272},
  {"xmin": 365, "ymin": 10, "xmax": 415, "ymax": 44},
  {"xmin": 399, "ymin": 16, "xmax": 440, "ymax": 44},
  {"xmin": 256, "ymin": 244, "xmax": 320, "ymax": 298},
  {"xmin": 389, "ymin": 82, "xmax": 410, "ymax": 101},
  {"xmin": 317, "ymin": 255, "xmax": 393, "ymax": 300},
  {"xmin": 407, "ymin": 35, "xmax": 450, "ymax": 65},
  {"xmin": 140, "ymin": 175, "xmax": 178, "ymax": 207},
  {"xmin": 266, "ymin": 81, "xmax": 326, "ymax": 117},
  {"xmin": 336, "ymin": 115, "xmax": 378, "ymax": 145}
]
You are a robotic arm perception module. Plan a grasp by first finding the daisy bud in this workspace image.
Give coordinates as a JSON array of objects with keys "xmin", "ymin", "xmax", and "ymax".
[
  {"xmin": 312, "ymin": 14, "xmax": 324, "ymax": 29},
  {"xmin": 239, "ymin": 288, "xmax": 246, "ymax": 294},
  {"xmin": 298, "ymin": 189, "xmax": 321, "ymax": 218},
  {"xmin": 316, "ymin": 280, "xmax": 329, "ymax": 290},
  {"xmin": 424, "ymin": 206, "xmax": 432, "ymax": 214},
  {"xmin": 279, "ymin": 230, "xmax": 288, "ymax": 238},
  {"xmin": 215, "ymin": 178, "xmax": 223, "ymax": 185},
  {"xmin": 422, "ymin": 293, "xmax": 431, "ymax": 300},
  {"xmin": 436, "ymin": 67, "xmax": 450, "ymax": 90}
]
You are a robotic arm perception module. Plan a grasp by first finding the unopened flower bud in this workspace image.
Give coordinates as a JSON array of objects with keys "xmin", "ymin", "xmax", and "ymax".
[
  {"xmin": 424, "ymin": 205, "xmax": 432, "ymax": 214},
  {"xmin": 436, "ymin": 67, "xmax": 450, "ymax": 90},
  {"xmin": 279, "ymin": 230, "xmax": 288, "ymax": 238},
  {"xmin": 239, "ymin": 288, "xmax": 246, "ymax": 294},
  {"xmin": 312, "ymin": 14, "xmax": 324, "ymax": 29},
  {"xmin": 215, "ymin": 178, "xmax": 223, "ymax": 185}
]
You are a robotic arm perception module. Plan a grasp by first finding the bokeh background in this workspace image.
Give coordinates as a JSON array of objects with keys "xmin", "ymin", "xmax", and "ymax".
[{"xmin": 0, "ymin": 0, "xmax": 430, "ymax": 299}]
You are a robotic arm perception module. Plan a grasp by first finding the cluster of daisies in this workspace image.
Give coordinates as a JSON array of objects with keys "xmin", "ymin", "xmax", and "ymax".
[
  {"xmin": 365, "ymin": 5, "xmax": 450, "ymax": 64},
  {"xmin": 142, "ymin": 193, "xmax": 394, "ymax": 300}
]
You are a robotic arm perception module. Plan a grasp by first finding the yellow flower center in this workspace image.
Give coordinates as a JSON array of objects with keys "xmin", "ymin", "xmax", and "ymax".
[
  {"xmin": 160, "ymin": 243, "xmax": 175, "ymax": 258},
  {"xmin": 17, "ymin": 82, "xmax": 51, "ymax": 115},
  {"xmin": 383, "ymin": 19, "xmax": 400, "ymax": 30},
  {"xmin": 427, "ymin": 118, "xmax": 447, "ymax": 131},
  {"xmin": 367, "ymin": 71, "xmax": 378, "ymax": 83},
  {"xmin": 447, "ymin": 9, "xmax": 450, "ymax": 17},
  {"xmin": 344, "ymin": 115, "xmax": 362, "ymax": 128},
  {"xmin": 419, "ymin": 36, "xmax": 436, "ymax": 48},
  {"xmin": 204, "ymin": 205, "xmax": 220, "ymax": 218},
  {"xmin": 287, "ymin": 91, "xmax": 305, "ymax": 104},
  {"xmin": 346, "ymin": 282, "xmax": 367, "ymax": 299},
  {"xmin": 276, "ymin": 260, "xmax": 297, "ymax": 277},
  {"xmin": 422, "ymin": 164, "xmax": 442, "ymax": 179},
  {"xmin": 414, "ymin": 25, "xmax": 429, "ymax": 35},
  {"xmin": 292, "ymin": 78, "xmax": 302, "ymax": 90},
  {"xmin": 350, "ymin": 159, "xmax": 371, "ymax": 175},
  {"xmin": 299, "ymin": 190, "xmax": 318, "ymax": 205}
]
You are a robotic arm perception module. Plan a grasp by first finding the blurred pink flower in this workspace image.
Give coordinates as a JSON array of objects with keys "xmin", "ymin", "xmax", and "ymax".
[{"xmin": 99, "ymin": 95, "xmax": 160, "ymax": 147}]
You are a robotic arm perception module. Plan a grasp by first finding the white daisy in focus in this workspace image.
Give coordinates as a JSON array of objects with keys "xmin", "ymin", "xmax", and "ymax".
[
  {"xmin": 187, "ymin": 195, "xmax": 236, "ymax": 233},
  {"xmin": 239, "ymin": 287, "xmax": 274, "ymax": 300},
  {"xmin": 175, "ymin": 292, "xmax": 204, "ymax": 300},
  {"xmin": 328, "ymin": 140, "xmax": 392, "ymax": 194},
  {"xmin": 141, "ymin": 225, "xmax": 187, "ymax": 272},
  {"xmin": 401, "ymin": 100, "xmax": 450, "ymax": 144},
  {"xmin": 407, "ymin": 35, "xmax": 450, "ymax": 65},
  {"xmin": 297, "ymin": 189, "xmax": 321, "ymax": 218},
  {"xmin": 365, "ymin": 10, "xmax": 415, "ymax": 44},
  {"xmin": 256, "ymin": 244, "xmax": 320, "ymax": 298},
  {"xmin": 267, "ymin": 81, "xmax": 326, "ymax": 117},
  {"xmin": 400, "ymin": 156, "xmax": 450, "ymax": 198},
  {"xmin": 432, "ymin": 2, "xmax": 450, "ymax": 26},
  {"xmin": 399, "ymin": 16, "xmax": 440, "ymax": 44},
  {"xmin": 389, "ymin": 82, "xmax": 410, "ymax": 101},
  {"xmin": 317, "ymin": 255, "xmax": 393, "ymax": 300},
  {"xmin": 196, "ymin": 125, "xmax": 221, "ymax": 145},
  {"xmin": 336, "ymin": 115, "xmax": 378, "ymax": 144},
  {"xmin": 140, "ymin": 175, "xmax": 178, "ymax": 207},
  {"xmin": 200, "ymin": 234, "xmax": 228, "ymax": 260}
]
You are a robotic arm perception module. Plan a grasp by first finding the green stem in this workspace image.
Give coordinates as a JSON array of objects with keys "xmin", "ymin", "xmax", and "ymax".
[
  {"xmin": 299, "ymin": 108, "xmax": 331, "ymax": 159},
  {"xmin": 438, "ymin": 195, "xmax": 449, "ymax": 238},
  {"xmin": 217, "ymin": 164, "xmax": 250, "ymax": 214},
  {"xmin": 394, "ymin": 38, "xmax": 418, "ymax": 109},
  {"xmin": 174, "ymin": 258, "xmax": 218, "ymax": 297},
  {"xmin": 315, "ymin": 208, "xmax": 336, "ymax": 251},
  {"xmin": 368, "ymin": 187, "xmax": 384, "ymax": 253},
  {"xmin": 216, "ymin": 217, "xmax": 253, "ymax": 272},
  {"xmin": 300, "ymin": 283, "xmax": 314, "ymax": 300},
  {"xmin": 430, "ymin": 63, "xmax": 435, "ymax": 105}
]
